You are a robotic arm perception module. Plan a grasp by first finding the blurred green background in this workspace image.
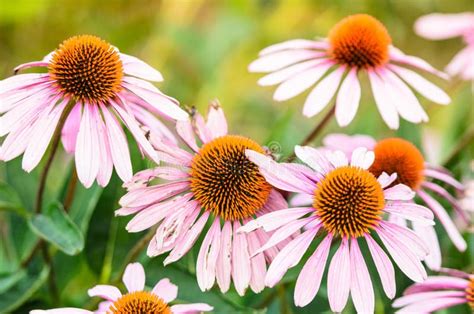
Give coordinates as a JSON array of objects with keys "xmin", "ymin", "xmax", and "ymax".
[{"xmin": 0, "ymin": 0, "xmax": 473, "ymax": 313}]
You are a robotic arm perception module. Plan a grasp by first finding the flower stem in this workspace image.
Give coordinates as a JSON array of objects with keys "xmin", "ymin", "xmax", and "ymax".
[{"xmin": 287, "ymin": 104, "xmax": 336, "ymax": 161}]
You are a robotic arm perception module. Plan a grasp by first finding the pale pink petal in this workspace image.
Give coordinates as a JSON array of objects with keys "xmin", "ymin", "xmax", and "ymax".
[
  {"xmin": 323, "ymin": 133, "xmax": 376, "ymax": 155},
  {"xmin": 13, "ymin": 61, "xmax": 49, "ymax": 73},
  {"xmin": 384, "ymin": 184, "xmax": 415, "ymax": 200},
  {"xmin": 95, "ymin": 110, "xmax": 114, "ymax": 187},
  {"xmin": 404, "ymin": 276, "xmax": 469, "ymax": 294},
  {"xmin": 422, "ymin": 181, "xmax": 468, "ymax": 222},
  {"xmin": 249, "ymin": 50, "xmax": 325, "ymax": 72},
  {"xmin": 22, "ymin": 100, "xmax": 67, "ymax": 172},
  {"xmin": 120, "ymin": 53, "xmax": 164, "ymax": 81},
  {"xmin": 289, "ymin": 193, "xmax": 313, "ymax": 207},
  {"xmin": 417, "ymin": 189, "xmax": 467, "ymax": 251},
  {"xmin": 423, "ymin": 169, "xmax": 464, "ymax": 190},
  {"xmin": 394, "ymin": 290, "xmax": 466, "ymax": 308},
  {"xmin": 0, "ymin": 73, "xmax": 49, "ymax": 94},
  {"xmin": 365, "ymin": 235, "xmax": 396, "ymax": 298},
  {"xmin": 380, "ymin": 221, "xmax": 429, "ymax": 259},
  {"xmin": 350, "ymin": 147, "xmax": 375, "ymax": 169},
  {"xmin": 412, "ymin": 223, "xmax": 441, "ymax": 271},
  {"xmin": 75, "ymin": 103, "xmax": 100, "ymax": 188},
  {"xmin": 294, "ymin": 145, "xmax": 333, "ymax": 174},
  {"xmin": 384, "ymin": 203, "xmax": 434, "ymax": 225},
  {"xmin": 377, "ymin": 172, "xmax": 398, "ymax": 188},
  {"xmin": 119, "ymin": 181, "xmax": 189, "ymax": 208},
  {"xmin": 87, "ymin": 284, "xmax": 122, "ymax": 301},
  {"xmin": 206, "ymin": 104, "xmax": 228, "ymax": 138},
  {"xmin": 414, "ymin": 13, "xmax": 474, "ymax": 40},
  {"xmin": 303, "ymin": 66, "xmax": 345, "ymax": 118},
  {"xmin": 231, "ymin": 221, "xmax": 251, "ymax": 296},
  {"xmin": 327, "ymin": 150, "xmax": 349, "ymax": 168},
  {"xmin": 170, "ymin": 303, "xmax": 213, "ymax": 313},
  {"xmin": 192, "ymin": 112, "xmax": 213, "ymax": 143},
  {"xmin": 258, "ymin": 59, "xmax": 324, "ymax": 86},
  {"xmin": 247, "ymin": 230, "xmax": 266, "ymax": 293},
  {"xmin": 152, "ymin": 278, "xmax": 178, "ymax": 302},
  {"xmin": 258, "ymin": 39, "xmax": 329, "ymax": 56},
  {"xmin": 273, "ymin": 61, "xmax": 333, "ymax": 101},
  {"xmin": 368, "ymin": 69, "xmax": 399, "ymax": 129},
  {"xmin": 389, "ymin": 64, "xmax": 450, "ymax": 104},
  {"xmin": 239, "ymin": 207, "xmax": 314, "ymax": 233},
  {"xmin": 389, "ymin": 46, "xmax": 448, "ymax": 79},
  {"xmin": 350, "ymin": 239, "xmax": 374, "ymax": 314},
  {"xmin": 196, "ymin": 219, "xmax": 221, "ymax": 291},
  {"xmin": 327, "ymin": 237, "xmax": 351, "ymax": 313},
  {"xmin": 216, "ymin": 221, "xmax": 232, "ymax": 293},
  {"xmin": 245, "ymin": 150, "xmax": 314, "ymax": 194},
  {"xmin": 294, "ymin": 234, "xmax": 332, "ymax": 307},
  {"xmin": 131, "ymin": 104, "xmax": 177, "ymax": 144},
  {"xmin": 100, "ymin": 104, "xmax": 133, "ymax": 182},
  {"xmin": 335, "ymin": 68, "xmax": 361, "ymax": 126},
  {"xmin": 395, "ymin": 297, "xmax": 467, "ymax": 313},
  {"xmin": 30, "ymin": 309, "xmax": 92, "ymax": 314},
  {"xmin": 376, "ymin": 227, "xmax": 427, "ymax": 282},
  {"xmin": 265, "ymin": 228, "xmax": 318, "ymax": 287},
  {"xmin": 61, "ymin": 103, "xmax": 81, "ymax": 153},
  {"xmin": 122, "ymin": 262, "xmax": 145, "ymax": 292},
  {"xmin": 446, "ymin": 46, "xmax": 474, "ymax": 79}
]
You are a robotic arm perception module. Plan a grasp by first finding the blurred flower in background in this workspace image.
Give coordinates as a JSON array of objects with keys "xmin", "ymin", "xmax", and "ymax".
[
  {"xmin": 31, "ymin": 262, "xmax": 213, "ymax": 313},
  {"xmin": 415, "ymin": 12, "xmax": 474, "ymax": 80},
  {"xmin": 249, "ymin": 14, "xmax": 450, "ymax": 129},
  {"xmin": 0, "ymin": 34, "xmax": 187, "ymax": 188}
]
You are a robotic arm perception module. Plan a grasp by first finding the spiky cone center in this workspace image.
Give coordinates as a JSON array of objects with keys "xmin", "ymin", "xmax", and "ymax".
[
  {"xmin": 467, "ymin": 276, "xmax": 474, "ymax": 309},
  {"xmin": 370, "ymin": 138, "xmax": 425, "ymax": 190},
  {"xmin": 190, "ymin": 135, "xmax": 272, "ymax": 221},
  {"xmin": 108, "ymin": 291, "xmax": 171, "ymax": 314},
  {"xmin": 49, "ymin": 35, "xmax": 123, "ymax": 103},
  {"xmin": 314, "ymin": 166, "xmax": 385, "ymax": 238},
  {"xmin": 328, "ymin": 14, "xmax": 392, "ymax": 68}
]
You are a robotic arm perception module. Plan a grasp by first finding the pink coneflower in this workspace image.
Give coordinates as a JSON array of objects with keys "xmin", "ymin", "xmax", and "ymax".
[
  {"xmin": 393, "ymin": 269, "xmax": 474, "ymax": 313},
  {"xmin": 249, "ymin": 14, "xmax": 450, "ymax": 129},
  {"xmin": 241, "ymin": 146, "xmax": 433, "ymax": 312},
  {"xmin": 117, "ymin": 104, "xmax": 288, "ymax": 295},
  {"xmin": 0, "ymin": 35, "xmax": 187, "ymax": 187},
  {"xmin": 317, "ymin": 134, "xmax": 468, "ymax": 270},
  {"xmin": 31, "ymin": 262, "xmax": 213, "ymax": 314},
  {"xmin": 415, "ymin": 13, "xmax": 474, "ymax": 80}
]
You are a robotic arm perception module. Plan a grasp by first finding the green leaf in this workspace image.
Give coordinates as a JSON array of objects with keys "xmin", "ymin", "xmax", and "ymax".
[
  {"xmin": 0, "ymin": 270, "xmax": 26, "ymax": 294},
  {"xmin": 0, "ymin": 266, "xmax": 49, "ymax": 313},
  {"xmin": 0, "ymin": 182, "xmax": 26, "ymax": 216},
  {"xmin": 28, "ymin": 202, "xmax": 84, "ymax": 255},
  {"xmin": 69, "ymin": 183, "xmax": 103, "ymax": 233}
]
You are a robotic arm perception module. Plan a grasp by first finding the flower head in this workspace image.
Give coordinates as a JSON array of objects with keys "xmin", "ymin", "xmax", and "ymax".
[
  {"xmin": 241, "ymin": 146, "xmax": 433, "ymax": 312},
  {"xmin": 249, "ymin": 14, "xmax": 450, "ymax": 129},
  {"xmin": 415, "ymin": 12, "xmax": 474, "ymax": 80},
  {"xmin": 317, "ymin": 134, "xmax": 468, "ymax": 270},
  {"xmin": 30, "ymin": 262, "xmax": 212, "ymax": 314},
  {"xmin": 0, "ymin": 34, "xmax": 188, "ymax": 188},
  {"xmin": 117, "ymin": 103, "xmax": 289, "ymax": 296},
  {"xmin": 393, "ymin": 269, "xmax": 473, "ymax": 313}
]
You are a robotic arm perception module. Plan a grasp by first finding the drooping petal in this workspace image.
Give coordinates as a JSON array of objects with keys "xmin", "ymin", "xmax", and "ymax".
[
  {"xmin": 335, "ymin": 68, "xmax": 361, "ymax": 127},
  {"xmin": 327, "ymin": 237, "xmax": 351, "ymax": 313},
  {"xmin": 258, "ymin": 59, "xmax": 324, "ymax": 86},
  {"xmin": 61, "ymin": 103, "xmax": 82, "ymax": 153},
  {"xmin": 247, "ymin": 230, "xmax": 267, "ymax": 293},
  {"xmin": 216, "ymin": 221, "xmax": 232, "ymax": 293},
  {"xmin": 231, "ymin": 221, "xmax": 251, "ymax": 296},
  {"xmin": 196, "ymin": 219, "xmax": 221, "ymax": 291},
  {"xmin": 365, "ymin": 235, "xmax": 396, "ymax": 299},
  {"xmin": 368, "ymin": 69, "xmax": 399, "ymax": 129},
  {"xmin": 350, "ymin": 239, "xmax": 374, "ymax": 314},
  {"xmin": 412, "ymin": 222, "xmax": 441, "ymax": 270}
]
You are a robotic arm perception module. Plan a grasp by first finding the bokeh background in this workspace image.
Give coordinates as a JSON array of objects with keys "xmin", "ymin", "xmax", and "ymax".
[{"xmin": 0, "ymin": 0, "xmax": 473, "ymax": 313}]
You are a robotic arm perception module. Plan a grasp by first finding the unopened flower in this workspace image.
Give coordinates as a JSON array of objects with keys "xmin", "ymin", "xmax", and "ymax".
[
  {"xmin": 0, "ymin": 35, "xmax": 187, "ymax": 187},
  {"xmin": 415, "ymin": 12, "xmax": 474, "ymax": 80},
  {"xmin": 242, "ymin": 146, "xmax": 433, "ymax": 312},
  {"xmin": 249, "ymin": 14, "xmax": 450, "ymax": 129},
  {"xmin": 30, "ymin": 262, "xmax": 212, "ymax": 314},
  {"xmin": 316, "ymin": 134, "xmax": 468, "ymax": 270},
  {"xmin": 117, "ymin": 104, "xmax": 289, "ymax": 296},
  {"xmin": 393, "ymin": 269, "xmax": 473, "ymax": 313}
]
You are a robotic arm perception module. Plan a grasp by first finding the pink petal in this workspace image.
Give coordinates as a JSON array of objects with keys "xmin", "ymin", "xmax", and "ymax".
[
  {"xmin": 294, "ymin": 234, "xmax": 332, "ymax": 307},
  {"xmin": 365, "ymin": 235, "xmax": 396, "ymax": 299},
  {"xmin": 61, "ymin": 103, "xmax": 81, "ymax": 153},
  {"xmin": 216, "ymin": 221, "xmax": 232, "ymax": 293},
  {"xmin": 152, "ymin": 278, "xmax": 178, "ymax": 302},
  {"xmin": 423, "ymin": 169, "xmax": 464, "ymax": 190},
  {"xmin": 404, "ymin": 276, "xmax": 469, "ymax": 294},
  {"xmin": 394, "ymin": 290, "xmax": 466, "ymax": 308},
  {"xmin": 302, "ymin": 66, "xmax": 345, "ymax": 118},
  {"xmin": 247, "ymin": 230, "xmax": 266, "ymax": 293},
  {"xmin": 13, "ymin": 61, "xmax": 49, "ymax": 73},
  {"xmin": 30, "ymin": 309, "xmax": 92, "ymax": 314},
  {"xmin": 120, "ymin": 53, "xmax": 164, "ymax": 82},
  {"xmin": 335, "ymin": 68, "xmax": 361, "ymax": 126},
  {"xmin": 206, "ymin": 104, "xmax": 228, "ymax": 139},
  {"xmin": 384, "ymin": 184, "xmax": 415, "ymax": 200},
  {"xmin": 196, "ymin": 219, "xmax": 221, "ymax": 291},
  {"xmin": 327, "ymin": 237, "xmax": 351, "ymax": 313},
  {"xmin": 384, "ymin": 202, "xmax": 434, "ymax": 225},
  {"xmin": 258, "ymin": 39, "xmax": 329, "ymax": 56},
  {"xmin": 122, "ymin": 262, "xmax": 145, "ymax": 292},
  {"xmin": 273, "ymin": 61, "xmax": 333, "ymax": 101},
  {"xmin": 249, "ymin": 50, "xmax": 325, "ymax": 72},
  {"xmin": 239, "ymin": 207, "xmax": 314, "ymax": 233},
  {"xmin": 258, "ymin": 59, "xmax": 324, "ymax": 86},
  {"xmin": 417, "ymin": 189, "xmax": 467, "ymax": 251},
  {"xmin": 0, "ymin": 73, "xmax": 49, "ymax": 94},
  {"xmin": 100, "ymin": 104, "xmax": 133, "ymax": 183},
  {"xmin": 87, "ymin": 284, "xmax": 122, "ymax": 301},
  {"xmin": 350, "ymin": 147, "xmax": 375, "ymax": 169},
  {"xmin": 446, "ymin": 46, "xmax": 474, "ymax": 79},
  {"xmin": 367, "ymin": 69, "xmax": 399, "ymax": 129},
  {"xmin": 395, "ymin": 297, "xmax": 467, "ymax": 313},
  {"xmin": 380, "ymin": 221, "xmax": 429, "ymax": 259},
  {"xmin": 377, "ymin": 172, "xmax": 398, "ymax": 188},
  {"xmin": 413, "ymin": 222, "xmax": 441, "ymax": 271},
  {"xmin": 389, "ymin": 46, "xmax": 448, "ymax": 79},
  {"xmin": 176, "ymin": 119, "xmax": 199, "ymax": 152},
  {"xmin": 119, "ymin": 181, "xmax": 189, "ymax": 208},
  {"xmin": 414, "ymin": 13, "xmax": 474, "ymax": 40},
  {"xmin": 350, "ymin": 239, "xmax": 374, "ymax": 314},
  {"xmin": 389, "ymin": 64, "xmax": 450, "ymax": 105},
  {"xmin": 231, "ymin": 221, "xmax": 251, "ymax": 296},
  {"xmin": 95, "ymin": 111, "xmax": 114, "ymax": 187},
  {"xmin": 170, "ymin": 303, "xmax": 213, "ymax": 313},
  {"xmin": 294, "ymin": 145, "xmax": 333, "ymax": 174},
  {"xmin": 265, "ymin": 228, "xmax": 318, "ymax": 287},
  {"xmin": 75, "ymin": 103, "xmax": 100, "ymax": 188}
]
